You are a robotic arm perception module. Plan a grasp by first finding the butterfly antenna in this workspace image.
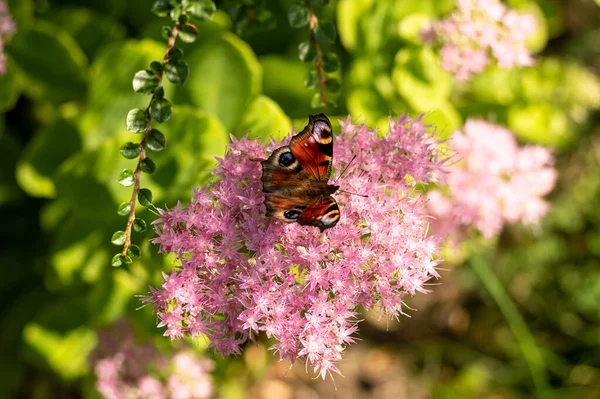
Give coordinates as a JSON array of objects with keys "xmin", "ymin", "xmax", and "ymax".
[
  {"xmin": 333, "ymin": 155, "xmax": 357, "ymax": 185},
  {"xmin": 337, "ymin": 189, "xmax": 368, "ymax": 198}
]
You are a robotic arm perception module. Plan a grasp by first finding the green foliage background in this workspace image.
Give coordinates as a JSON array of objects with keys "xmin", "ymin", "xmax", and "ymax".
[{"xmin": 1, "ymin": 0, "xmax": 599, "ymax": 397}]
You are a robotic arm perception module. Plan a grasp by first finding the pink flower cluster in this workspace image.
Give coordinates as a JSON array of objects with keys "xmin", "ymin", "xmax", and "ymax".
[
  {"xmin": 423, "ymin": 0, "xmax": 537, "ymax": 81},
  {"xmin": 427, "ymin": 119, "xmax": 557, "ymax": 239},
  {"xmin": 91, "ymin": 321, "xmax": 213, "ymax": 399},
  {"xmin": 147, "ymin": 115, "xmax": 444, "ymax": 378},
  {"xmin": 0, "ymin": 0, "xmax": 16, "ymax": 75}
]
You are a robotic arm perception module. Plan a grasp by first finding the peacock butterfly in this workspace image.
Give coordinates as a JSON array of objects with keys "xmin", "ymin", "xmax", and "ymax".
[{"xmin": 260, "ymin": 114, "xmax": 340, "ymax": 231}]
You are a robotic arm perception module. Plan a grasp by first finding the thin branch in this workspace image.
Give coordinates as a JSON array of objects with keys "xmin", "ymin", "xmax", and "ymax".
[
  {"xmin": 122, "ymin": 20, "xmax": 181, "ymax": 257},
  {"xmin": 305, "ymin": 0, "xmax": 327, "ymax": 105}
]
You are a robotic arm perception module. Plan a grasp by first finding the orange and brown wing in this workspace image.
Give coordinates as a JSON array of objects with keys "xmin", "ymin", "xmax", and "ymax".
[
  {"xmin": 289, "ymin": 114, "xmax": 333, "ymax": 182},
  {"xmin": 297, "ymin": 196, "xmax": 340, "ymax": 231}
]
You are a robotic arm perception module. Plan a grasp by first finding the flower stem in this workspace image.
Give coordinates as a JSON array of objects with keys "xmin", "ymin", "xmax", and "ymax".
[
  {"xmin": 305, "ymin": 0, "xmax": 327, "ymax": 105},
  {"xmin": 121, "ymin": 20, "xmax": 181, "ymax": 258},
  {"xmin": 469, "ymin": 254, "xmax": 550, "ymax": 397}
]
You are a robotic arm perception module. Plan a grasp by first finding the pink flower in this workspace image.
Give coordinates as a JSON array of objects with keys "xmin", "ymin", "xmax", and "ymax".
[
  {"xmin": 427, "ymin": 119, "xmax": 557, "ymax": 239},
  {"xmin": 424, "ymin": 0, "xmax": 537, "ymax": 81},
  {"xmin": 0, "ymin": 0, "xmax": 16, "ymax": 75},
  {"xmin": 147, "ymin": 115, "xmax": 445, "ymax": 378},
  {"xmin": 91, "ymin": 321, "xmax": 213, "ymax": 399}
]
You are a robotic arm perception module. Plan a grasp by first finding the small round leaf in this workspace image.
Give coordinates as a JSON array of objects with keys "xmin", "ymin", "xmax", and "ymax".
[
  {"xmin": 322, "ymin": 53, "xmax": 340, "ymax": 73},
  {"xmin": 112, "ymin": 253, "xmax": 123, "ymax": 267},
  {"xmin": 111, "ymin": 231, "xmax": 126, "ymax": 246},
  {"xmin": 314, "ymin": 23, "xmax": 336, "ymax": 47},
  {"xmin": 147, "ymin": 129, "xmax": 166, "ymax": 151},
  {"xmin": 118, "ymin": 202, "xmax": 131, "ymax": 216},
  {"xmin": 161, "ymin": 25, "xmax": 172, "ymax": 40},
  {"xmin": 178, "ymin": 23, "xmax": 198, "ymax": 43},
  {"xmin": 149, "ymin": 98, "xmax": 172, "ymax": 123},
  {"xmin": 311, "ymin": 92, "xmax": 325, "ymax": 108},
  {"xmin": 149, "ymin": 61, "xmax": 163, "ymax": 74},
  {"xmin": 122, "ymin": 255, "xmax": 133, "ymax": 264},
  {"xmin": 178, "ymin": 14, "xmax": 189, "ymax": 24},
  {"xmin": 133, "ymin": 70, "xmax": 158, "ymax": 94},
  {"xmin": 170, "ymin": 5, "xmax": 182, "ymax": 21},
  {"xmin": 118, "ymin": 169, "xmax": 135, "ymax": 187},
  {"xmin": 152, "ymin": 0, "xmax": 173, "ymax": 17},
  {"xmin": 120, "ymin": 142, "xmax": 141, "ymax": 159},
  {"xmin": 288, "ymin": 4, "xmax": 310, "ymax": 28},
  {"xmin": 165, "ymin": 59, "xmax": 189, "ymax": 85},
  {"xmin": 298, "ymin": 41, "xmax": 317, "ymax": 62},
  {"xmin": 184, "ymin": 0, "xmax": 216, "ymax": 21},
  {"xmin": 141, "ymin": 158, "xmax": 156, "ymax": 174},
  {"xmin": 128, "ymin": 245, "xmax": 141, "ymax": 259},
  {"xmin": 154, "ymin": 86, "xmax": 165, "ymax": 99},
  {"xmin": 169, "ymin": 47, "xmax": 184, "ymax": 61},
  {"xmin": 304, "ymin": 70, "xmax": 319, "ymax": 89},
  {"xmin": 126, "ymin": 109, "xmax": 148, "ymax": 133},
  {"xmin": 325, "ymin": 78, "xmax": 341, "ymax": 93},
  {"xmin": 133, "ymin": 218, "xmax": 147, "ymax": 233},
  {"xmin": 138, "ymin": 188, "xmax": 153, "ymax": 207}
]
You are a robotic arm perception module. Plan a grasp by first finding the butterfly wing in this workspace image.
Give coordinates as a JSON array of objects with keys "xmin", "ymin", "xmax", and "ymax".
[
  {"xmin": 289, "ymin": 113, "xmax": 333, "ymax": 182},
  {"xmin": 297, "ymin": 196, "xmax": 340, "ymax": 231},
  {"xmin": 260, "ymin": 114, "xmax": 339, "ymax": 230}
]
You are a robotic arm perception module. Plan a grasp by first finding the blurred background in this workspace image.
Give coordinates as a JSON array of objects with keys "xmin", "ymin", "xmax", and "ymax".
[{"xmin": 1, "ymin": 0, "xmax": 600, "ymax": 397}]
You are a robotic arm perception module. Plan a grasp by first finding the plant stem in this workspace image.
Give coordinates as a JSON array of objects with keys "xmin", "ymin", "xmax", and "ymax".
[
  {"xmin": 122, "ymin": 20, "xmax": 181, "ymax": 257},
  {"xmin": 305, "ymin": 0, "xmax": 327, "ymax": 105},
  {"xmin": 470, "ymin": 254, "xmax": 550, "ymax": 397}
]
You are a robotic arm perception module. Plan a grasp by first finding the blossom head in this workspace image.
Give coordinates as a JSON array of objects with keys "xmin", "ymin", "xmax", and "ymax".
[
  {"xmin": 424, "ymin": 0, "xmax": 537, "ymax": 81},
  {"xmin": 427, "ymin": 119, "xmax": 557, "ymax": 239},
  {"xmin": 147, "ymin": 115, "xmax": 445, "ymax": 378},
  {"xmin": 91, "ymin": 321, "xmax": 213, "ymax": 399}
]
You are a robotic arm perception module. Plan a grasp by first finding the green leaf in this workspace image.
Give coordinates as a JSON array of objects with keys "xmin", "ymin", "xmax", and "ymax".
[
  {"xmin": 165, "ymin": 59, "xmax": 190, "ymax": 85},
  {"xmin": 149, "ymin": 98, "xmax": 172, "ymax": 123},
  {"xmin": 127, "ymin": 245, "xmax": 141, "ymax": 259},
  {"xmin": 147, "ymin": 129, "xmax": 167, "ymax": 151},
  {"xmin": 322, "ymin": 52, "xmax": 340, "ymax": 73},
  {"xmin": 140, "ymin": 158, "xmax": 156, "ymax": 174},
  {"xmin": 15, "ymin": 118, "xmax": 81, "ymax": 198},
  {"xmin": 234, "ymin": 95, "xmax": 293, "ymax": 140},
  {"xmin": 111, "ymin": 253, "xmax": 123, "ymax": 267},
  {"xmin": 178, "ymin": 14, "xmax": 189, "ymax": 25},
  {"xmin": 392, "ymin": 47, "xmax": 452, "ymax": 111},
  {"xmin": 132, "ymin": 70, "xmax": 158, "ymax": 94},
  {"xmin": 154, "ymin": 86, "xmax": 165, "ymax": 99},
  {"xmin": 119, "ymin": 142, "xmax": 141, "ymax": 159},
  {"xmin": 149, "ymin": 61, "xmax": 163, "ymax": 74},
  {"xmin": 508, "ymin": 103, "xmax": 571, "ymax": 147},
  {"xmin": 314, "ymin": 23, "xmax": 336, "ymax": 47},
  {"xmin": 126, "ymin": 109, "xmax": 148, "ymax": 133},
  {"xmin": 46, "ymin": 7, "xmax": 126, "ymax": 59},
  {"xmin": 311, "ymin": 92, "xmax": 324, "ymax": 108},
  {"xmin": 117, "ymin": 202, "xmax": 131, "ymax": 216},
  {"xmin": 178, "ymin": 23, "xmax": 199, "ymax": 43},
  {"xmin": 169, "ymin": 47, "xmax": 184, "ymax": 61},
  {"xmin": 133, "ymin": 218, "xmax": 147, "ymax": 233},
  {"xmin": 325, "ymin": 78, "xmax": 341, "ymax": 93},
  {"xmin": 118, "ymin": 169, "xmax": 135, "ymax": 187},
  {"xmin": 152, "ymin": 0, "xmax": 173, "ymax": 17},
  {"xmin": 111, "ymin": 231, "xmax": 126, "ymax": 246},
  {"xmin": 5, "ymin": 21, "xmax": 87, "ymax": 103},
  {"xmin": 170, "ymin": 5, "xmax": 183, "ymax": 21},
  {"xmin": 184, "ymin": 0, "xmax": 216, "ymax": 21},
  {"xmin": 298, "ymin": 41, "xmax": 317, "ymax": 62},
  {"xmin": 138, "ymin": 188, "xmax": 153, "ymax": 206},
  {"xmin": 310, "ymin": 0, "xmax": 331, "ymax": 6},
  {"xmin": 304, "ymin": 70, "xmax": 319, "ymax": 89},
  {"xmin": 161, "ymin": 25, "xmax": 172, "ymax": 40},
  {"xmin": 0, "ymin": 59, "xmax": 23, "ymax": 112},
  {"xmin": 182, "ymin": 33, "xmax": 261, "ymax": 130},
  {"xmin": 122, "ymin": 255, "xmax": 133, "ymax": 264},
  {"xmin": 288, "ymin": 4, "xmax": 310, "ymax": 28}
]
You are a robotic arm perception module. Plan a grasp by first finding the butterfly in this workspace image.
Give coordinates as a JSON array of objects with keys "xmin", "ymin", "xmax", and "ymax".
[{"xmin": 261, "ymin": 114, "xmax": 340, "ymax": 231}]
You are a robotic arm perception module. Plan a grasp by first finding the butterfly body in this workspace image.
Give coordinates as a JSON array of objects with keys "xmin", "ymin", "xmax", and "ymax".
[{"xmin": 261, "ymin": 114, "xmax": 340, "ymax": 231}]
